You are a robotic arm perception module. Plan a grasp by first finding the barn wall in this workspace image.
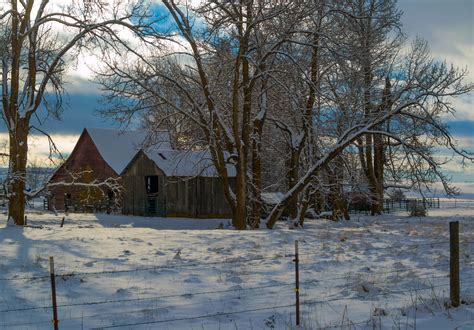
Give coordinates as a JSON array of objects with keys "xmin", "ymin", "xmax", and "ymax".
[
  {"xmin": 121, "ymin": 152, "xmax": 166, "ymax": 216},
  {"xmin": 166, "ymin": 177, "xmax": 232, "ymax": 218},
  {"xmin": 48, "ymin": 130, "xmax": 118, "ymax": 211},
  {"xmin": 122, "ymin": 153, "xmax": 233, "ymax": 218}
]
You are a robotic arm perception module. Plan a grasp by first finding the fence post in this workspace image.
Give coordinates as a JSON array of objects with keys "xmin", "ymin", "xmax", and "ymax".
[
  {"xmin": 49, "ymin": 257, "xmax": 59, "ymax": 330},
  {"xmin": 449, "ymin": 221, "xmax": 460, "ymax": 307},
  {"xmin": 294, "ymin": 240, "xmax": 300, "ymax": 326},
  {"xmin": 60, "ymin": 217, "xmax": 65, "ymax": 228}
]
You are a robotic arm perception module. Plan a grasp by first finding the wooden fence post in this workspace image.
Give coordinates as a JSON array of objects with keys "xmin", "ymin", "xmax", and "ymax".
[
  {"xmin": 294, "ymin": 240, "xmax": 300, "ymax": 326},
  {"xmin": 449, "ymin": 221, "xmax": 460, "ymax": 307},
  {"xmin": 49, "ymin": 257, "xmax": 59, "ymax": 330}
]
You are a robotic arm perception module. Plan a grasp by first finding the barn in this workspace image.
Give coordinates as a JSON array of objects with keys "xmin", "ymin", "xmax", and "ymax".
[
  {"xmin": 47, "ymin": 127, "xmax": 234, "ymax": 218},
  {"xmin": 121, "ymin": 149, "xmax": 235, "ymax": 217}
]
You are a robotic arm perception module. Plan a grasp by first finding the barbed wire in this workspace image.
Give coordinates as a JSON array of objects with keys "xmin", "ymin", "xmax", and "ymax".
[
  {"xmin": 91, "ymin": 303, "xmax": 296, "ymax": 329},
  {"xmin": 0, "ymin": 280, "xmax": 304, "ymax": 313},
  {"xmin": 0, "ymin": 235, "xmax": 470, "ymax": 283},
  {"xmin": 82, "ymin": 280, "xmax": 474, "ymax": 329},
  {"xmin": 0, "ymin": 253, "xmax": 294, "ymax": 282},
  {"xmin": 0, "ymin": 318, "xmax": 53, "ymax": 328},
  {"xmin": 2, "ymin": 275, "xmax": 473, "ymax": 328},
  {"xmin": 298, "ymin": 259, "xmax": 474, "ymax": 283},
  {"xmin": 302, "ymin": 279, "xmax": 474, "ymax": 307},
  {"xmin": 2, "ymin": 240, "xmax": 472, "ymax": 283},
  {"xmin": 0, "ymin": 258, "xmax": 472, "ymax": 315},
  {"xmin": 4, "ymin": 262, "xmax": 472, "ymax": 314}
]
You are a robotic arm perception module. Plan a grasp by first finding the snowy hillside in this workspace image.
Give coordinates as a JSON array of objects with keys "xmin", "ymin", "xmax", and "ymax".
[{"xmin": 0, "ymin": 206, "xmax": 473, "ymax": 329}]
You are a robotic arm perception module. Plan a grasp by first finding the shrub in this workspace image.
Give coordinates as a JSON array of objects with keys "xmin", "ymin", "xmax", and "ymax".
[{"xmin": 408, "ymin": 201, "xmax": 427, "ymax": 217}]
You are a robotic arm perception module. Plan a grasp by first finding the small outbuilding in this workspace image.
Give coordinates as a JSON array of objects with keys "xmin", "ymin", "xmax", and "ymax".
[{"xmin": 121, "ymin": 149, "xmax": 235, "ymax": 218}]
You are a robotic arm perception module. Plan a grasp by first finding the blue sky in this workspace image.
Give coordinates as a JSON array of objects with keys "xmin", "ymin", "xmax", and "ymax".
[{"xmin": 1, "ymin": 0, "xmax": 473, "ymax": 185}]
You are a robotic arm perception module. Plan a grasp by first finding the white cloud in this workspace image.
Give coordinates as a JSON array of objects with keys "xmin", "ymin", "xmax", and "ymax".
[{"xmin": 0, "ymin": 133, "xmax": 80, "ymax": 167}]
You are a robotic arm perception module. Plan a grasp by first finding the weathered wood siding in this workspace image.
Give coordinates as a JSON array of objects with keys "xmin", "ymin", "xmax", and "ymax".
[
  {"xmin": 122, "ymin": 152, "xmax": 233, "ymax": 218},
  {"xmin": 121, "ymin": 151, "xmax": 166, "ymax": 216},
  {"xmin": 165, "ymin": 177, "xmax": 232, "ymax": 218}
]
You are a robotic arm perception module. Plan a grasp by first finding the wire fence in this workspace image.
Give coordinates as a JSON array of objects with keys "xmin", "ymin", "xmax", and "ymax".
[{"xmin": 0, "ymin": 237, "xmax": 473, "ymax": 329}]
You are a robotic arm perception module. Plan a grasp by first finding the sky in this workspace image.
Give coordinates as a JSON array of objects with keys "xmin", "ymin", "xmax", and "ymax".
[{"xmin": 0, "ymin": 0, "xmax": 473, "ymax": 188}]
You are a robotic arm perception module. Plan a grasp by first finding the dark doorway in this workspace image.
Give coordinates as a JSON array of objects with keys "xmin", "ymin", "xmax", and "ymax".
[
  {"xmin": 144, "ymin": 176, "xmax": 166, "ymax": 216},
  {"xmin": 145, "ymin": 176, "xmax": 158, "ymax": 194}
]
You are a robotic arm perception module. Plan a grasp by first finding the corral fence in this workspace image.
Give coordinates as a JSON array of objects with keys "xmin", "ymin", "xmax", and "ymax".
[
  {"xmin": 383, "ymin": 197, "xmax": 440, "ymax": 213},
  {"xmin": 0, "ymin": 222, "xmax": 472, "ymax": 329},
  {"xmin": 349, "ymin": 197, "xmax": 440, "ymax": 214}
]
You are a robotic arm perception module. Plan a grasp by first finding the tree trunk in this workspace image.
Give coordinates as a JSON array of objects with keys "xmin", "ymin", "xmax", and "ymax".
[
  {"xmin": 250, "ymin": 122, "xmax": 264, "ymax": 229},
  {"xmin": 8, "ymin": 118, "xmax": 29, "ymax": 225},
  {"xmin": 298, "ymin": 187, "xmax": 311, "ymax": 227},
  {"xmin": 373, "ymin": 132, "xmax": 385, "ymax": 214},
  {"xmin": 233, "ymin": 162, "xmax": 247, "ymax": 230},
  {"xmin": 287, "ymin": 149, "xmax": 300, "ymax": 219}
]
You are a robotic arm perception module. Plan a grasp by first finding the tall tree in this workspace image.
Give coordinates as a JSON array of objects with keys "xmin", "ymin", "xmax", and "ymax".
[
  {"xmin": 342, "ymin": 0, "xmax": 404, "ymax": 214},
  {"xmin": 99, "ymin": 0, "xmax": 312, "ymax": 229}
]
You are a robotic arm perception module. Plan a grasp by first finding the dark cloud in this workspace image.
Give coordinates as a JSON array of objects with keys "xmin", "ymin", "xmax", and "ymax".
[
  {"xmin": 31, "ymin": 92, "xmax": 119, "ymax": 135},
  {"xmin": 0, "ymin": 81, "xmax": 121, "ymax": 135}
]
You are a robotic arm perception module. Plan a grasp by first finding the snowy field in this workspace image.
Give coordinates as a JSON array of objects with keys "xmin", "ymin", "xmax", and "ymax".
[{"xmin": 0, "ymin": 206, "xmax": 473, "ymax": 329}]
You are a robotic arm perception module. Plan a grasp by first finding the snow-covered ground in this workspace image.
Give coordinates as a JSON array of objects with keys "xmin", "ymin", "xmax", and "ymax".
[{"xmin": 0, "ymin": 206, "xmax": 473, "ymax": 329}]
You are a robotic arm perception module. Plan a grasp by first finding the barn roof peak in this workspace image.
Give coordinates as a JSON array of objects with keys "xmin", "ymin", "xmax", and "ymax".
[{"xmin": 85, "ymin": 127, "xmax": 172, "ymax": 174}]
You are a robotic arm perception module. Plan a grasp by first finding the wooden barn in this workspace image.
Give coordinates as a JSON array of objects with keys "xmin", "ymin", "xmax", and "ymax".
[
  {"xmin": 121, "ymin": 149, "xmax": 235, "ymax": 218},
  {"xmin": 47, "ymin": 127, "xmax": 235, "ymax": 218},
  {"xmin": 47, "ymin": 128, "xmax": 171, "ymax": 212}
]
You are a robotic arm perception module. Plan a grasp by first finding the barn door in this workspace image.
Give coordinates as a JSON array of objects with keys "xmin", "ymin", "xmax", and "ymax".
[{"xmin": 144, "ymin": 176, "xmax": 166, "ymax": 217}]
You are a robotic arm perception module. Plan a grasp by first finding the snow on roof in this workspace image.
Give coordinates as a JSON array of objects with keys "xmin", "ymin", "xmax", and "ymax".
[
  {"xmin": 86, "ymin": 128, "xmax": 171, "ymax": 174},
  {"xmin": 143, "ymin": 149, "xmax": 236, "ymax": 177}
]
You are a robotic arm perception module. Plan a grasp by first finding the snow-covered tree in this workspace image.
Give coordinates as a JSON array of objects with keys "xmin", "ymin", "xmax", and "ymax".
[
  {"xmin": 265, "ymin": 39, "xmax": 472, "ymax": 228},
  {"xmin": 99, "ymin": 0, "xmax": 315, "ymax": 229}
]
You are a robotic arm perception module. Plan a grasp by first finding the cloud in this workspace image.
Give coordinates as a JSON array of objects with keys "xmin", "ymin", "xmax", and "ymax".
[
  {"xmin": 398, "ymin": 0, "xmax": 473, "ymax": 78},
  {"xmin": 0, "ymin": 133, "xmax": 80, "ymax": 167},
  {"xmin": 398, "ymin": 0, "xmax": 474, "ymax": 183}
]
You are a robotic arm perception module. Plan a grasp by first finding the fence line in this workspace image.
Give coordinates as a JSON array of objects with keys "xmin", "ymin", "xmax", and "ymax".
[
  {"xmin": 0, "ymin": 271, "xmax": 463, "ymax": 315},
  {"xmin": 3, "ymin": 239, "xmax": 472, "ymax": 283},
  {"xmin": 5, "ymin": 267, "xmax": 470, "ymax": 315},
  {"xmin": 5, "ymin": 277, "xmax": 474, "ymax": 329},
  {"xmin": 0, "ymin": 280, "xmax": 308, "ymax": 313},
  {"xmin": 84, "ymin": 280, "xmax": 474, "ymax": 329},
  {"xmin": 1, "ymin": 239, "xmax": 472, "ymax": 328},
  {"xmin": 0, "ymin": 253, "xmax": 294, "ymax": 282}
]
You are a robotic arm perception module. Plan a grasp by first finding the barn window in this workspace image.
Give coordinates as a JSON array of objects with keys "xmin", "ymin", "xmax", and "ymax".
[{"xmin": 145, "ymin": 176, "xmax": 159, "ymax": 194}]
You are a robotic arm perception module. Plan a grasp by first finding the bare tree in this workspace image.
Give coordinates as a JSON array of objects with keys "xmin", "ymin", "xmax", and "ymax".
[
  {"xmin": 0, "ymin": 0, "xmax": 158, "ymax": 225},
  {"xmin": 99, "ymin": 0, "xmax": 313, "ymax": 229},
  {"xmin": 265, "ymin": 40, "xmax": 472, "ymax": 228}
]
